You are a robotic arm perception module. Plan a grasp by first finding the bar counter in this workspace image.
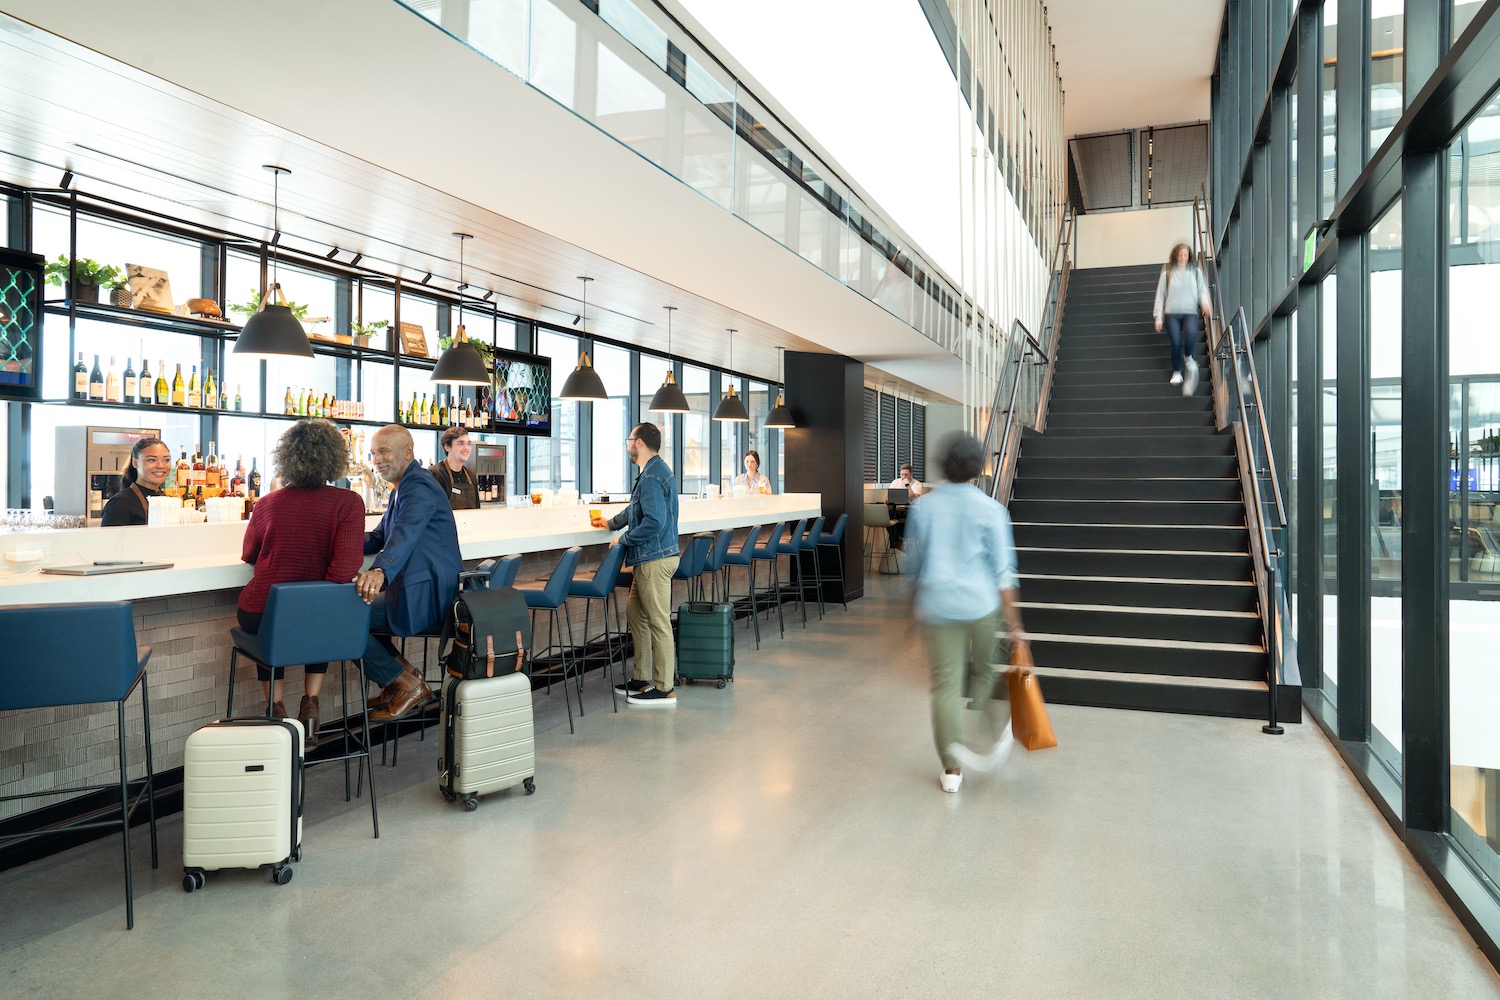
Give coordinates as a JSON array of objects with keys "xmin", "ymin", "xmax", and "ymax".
[{"xmin": 0, "ymin": 493, "xmax": 820, "ymax": 821}]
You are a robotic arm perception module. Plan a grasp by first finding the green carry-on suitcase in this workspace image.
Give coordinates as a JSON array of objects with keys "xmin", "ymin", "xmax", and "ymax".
[{"xmin": 675, "ymin": 602, "xmax": 735, "ymax": 688}]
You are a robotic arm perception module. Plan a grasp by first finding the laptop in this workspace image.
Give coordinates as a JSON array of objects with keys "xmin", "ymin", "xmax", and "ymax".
[
  {"xmin": 42, "ymin": 561, "xmax": 175, "ymax": 576},
  {"xmin": 886, "ymin": 488, "xmax": 911, "ymax": 504}
]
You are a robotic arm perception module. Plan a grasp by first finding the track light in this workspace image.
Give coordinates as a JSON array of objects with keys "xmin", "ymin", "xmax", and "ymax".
[
  {"xmin": 421, "ymin": 272, "xmax": 432, "ymax": 284},
  {"xmin": 271, "ymin": 230, "xmax": 282, "ymax": 248},
  {"xmin": 482, "ymin": 290, "xmax": 494, "ymax": 302},
  {"xmin": 60, "ymin": 169, "xmax": 74, "ymax": 189},
  {"xmin": 325, "ymin": 247, "xmax": 340, "ymax": 260},
  {"xmin": 350, "ymin": 253, "xmax": 362, "ymax": 267},
  {"xmin": 572, "ymin": 314, "xmax": 581, "ymax": 326}
]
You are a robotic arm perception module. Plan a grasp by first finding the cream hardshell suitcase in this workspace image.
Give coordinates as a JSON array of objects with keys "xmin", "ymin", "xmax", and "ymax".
[
  {"xmin": 439, "ymin": 672, "xmax": 536, "ymax": 811},
  {"xmin": 181, "ymin": 717, "xmax": 303, "ymax": 891}
]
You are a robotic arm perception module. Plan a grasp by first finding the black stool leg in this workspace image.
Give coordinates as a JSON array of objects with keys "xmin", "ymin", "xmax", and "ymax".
[
  {"xmin": 116, "ymin": 697, "xmax": 134, "ymax": 930},
  {"xmin": 140, "ymin": 671, "xmax": 158, "ymax": 867},
  {"xmin": 359, "ymin": 659, "xmax": 379, "ymax": 839},
  {"xmin": 227, "ymin": 648, "xmax": 238, "ymax": 718}
]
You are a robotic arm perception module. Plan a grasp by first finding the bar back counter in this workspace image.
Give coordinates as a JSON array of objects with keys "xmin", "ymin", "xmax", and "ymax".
[{"xmin": 0, "ymin": 493, "xmax": 821, "ymax": 824}]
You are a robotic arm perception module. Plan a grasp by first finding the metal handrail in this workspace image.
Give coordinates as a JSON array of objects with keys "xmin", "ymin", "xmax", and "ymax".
[{"xmin": 1190, "ymin": 184, "xmax": 1291, "ymax": 733}]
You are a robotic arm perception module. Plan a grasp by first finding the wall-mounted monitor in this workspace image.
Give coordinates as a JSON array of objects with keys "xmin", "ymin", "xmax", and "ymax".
[
  {"xmin": 0, "ymin": 248, "xmax": 43, "ymax": 402},
  {"xmin": 488, "ymin": 346, "xmax": 552, "ymax": 437}
]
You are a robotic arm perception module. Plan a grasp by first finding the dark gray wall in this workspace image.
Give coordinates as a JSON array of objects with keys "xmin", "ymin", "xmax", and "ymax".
[{"xmin": 785, "ymin": 351, "xmax": 863, "ymax": 602}]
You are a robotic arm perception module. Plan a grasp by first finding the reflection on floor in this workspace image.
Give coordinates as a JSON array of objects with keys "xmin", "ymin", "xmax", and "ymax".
[{"xmin": 2, "ymin": 576, "xmax": 1498, "ymax": 998}]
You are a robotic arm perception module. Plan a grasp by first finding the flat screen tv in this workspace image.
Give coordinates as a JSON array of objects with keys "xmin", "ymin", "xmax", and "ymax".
[
  {"xmin": 487, "ymin": 345, "xmax": 552, "ymax": 437},
  {"xmin": 0, "ymin": 248, "xmax": 43, "ymax": 402}
]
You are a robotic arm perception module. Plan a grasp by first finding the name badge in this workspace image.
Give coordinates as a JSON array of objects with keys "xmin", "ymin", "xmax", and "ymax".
[{"xmin": 452, "ymin": 487, "xmax": 462, "ymax": 495}]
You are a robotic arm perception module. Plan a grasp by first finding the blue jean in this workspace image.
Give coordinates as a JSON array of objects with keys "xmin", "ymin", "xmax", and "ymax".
[
  {"xmin": 361, "ymin": 596, "xmax": 404, "ymax": 688},
  {"xmin": 1163, "ymin": 313, "xmax": 1201, "ymax": 376}
]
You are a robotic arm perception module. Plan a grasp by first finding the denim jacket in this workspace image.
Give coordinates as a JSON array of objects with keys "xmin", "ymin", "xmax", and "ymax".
[{"xmin": 609, "ymin": 454, "xmax": 679, "ymax": 566}]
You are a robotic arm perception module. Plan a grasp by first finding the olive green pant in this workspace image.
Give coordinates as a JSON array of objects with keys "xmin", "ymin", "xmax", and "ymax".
[
  {"xmin": 626, "ymin": 555, "xmax": 676, "ymax": 692},
  {"xmin": 922, "ymin": 612, "xmax": 1010, "ymax": 771}
]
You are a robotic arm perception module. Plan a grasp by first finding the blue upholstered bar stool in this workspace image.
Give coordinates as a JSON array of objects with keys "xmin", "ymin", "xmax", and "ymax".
[
  {"xmin": 568, "ymin": 542, "xmax": 627, "ymax": 712},
  {"xmin": 227, "ymin": 581, "xmax": 378, "ymax": 837},
  {"xmin": 774, "ymin": 519, "xmax": 811, "ymax": 627},
  {"xmin": 515, "ymin": 546, "xmax": 583, "ymax": 734},
  {"xmin": 795, "ymin": 516, "xmax": 827, "ymax": 623},
  {"xmin": 747, "ymin": 521, "xmax": 786, "ymax": 640},
  {"xmin": 671, "ymin": 533, "xmax": 714, "ymax": 608},
  {"xmin": 487, "ymin": 554, "xmax": 523, "ymax": 589},
  {"xmin": 815, "ymin": 513, "xmax": 850, "ymax": 612},
  {"xmin": 718, "ymin": 524, "xmax": 763, "ymax": 648},
  {"xmin": 702, "ymin": 528, "xmax": 735, "ymax": 603},
  {"xmin": 0, "ymin": 601, "xmax": 158, "ymax": 930}
]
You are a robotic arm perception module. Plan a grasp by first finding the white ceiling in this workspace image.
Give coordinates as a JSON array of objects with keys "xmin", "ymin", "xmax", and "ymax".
[
  {"xmin": 0, "ymin": 1, "xmax": 962, "ymax": 402},
  {"xmin": 1048, "ymin": 0, "xmax": 1224, "ymax": 137}
]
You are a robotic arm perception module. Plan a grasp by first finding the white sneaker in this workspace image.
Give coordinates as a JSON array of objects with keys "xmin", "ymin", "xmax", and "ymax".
[
  {"xmin": 939, "ymin": 770, "xmax": 962, "ymax": 793},
  {"xmin": 1169, "ymin": 372, "xmax": 1183, "ymax": 385},
  {"xmin": 1183, "ymin": 357, "xmax": 1199, "ymax": 396}
]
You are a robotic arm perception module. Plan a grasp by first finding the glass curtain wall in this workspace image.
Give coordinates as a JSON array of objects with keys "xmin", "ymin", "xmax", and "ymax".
[
  {"xmin": 1321, "ymin": 271, "xmax": 1338, "ymax": 706},
  {"xmin": 532, "ymin": 328, "xmax": 579, "ymax": 493},
  {"xmin": 680, "ymin": 363, "xmax": 709, "ymax": 495},
  {"xmin": 591, "ymin": 342, "xmax": 633, "ymax": 495},
  {"xmin": 1369, "ymin": 199, "xmax": 1403, "ymax": 777}
]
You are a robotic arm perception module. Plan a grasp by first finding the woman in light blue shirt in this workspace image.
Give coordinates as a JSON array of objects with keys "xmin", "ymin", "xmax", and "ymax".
[{"xmin": 905, "ymin": 432, "xmax": 1029, "ymax": 793}]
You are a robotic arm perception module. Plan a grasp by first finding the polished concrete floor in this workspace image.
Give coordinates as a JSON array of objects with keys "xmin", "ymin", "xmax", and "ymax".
[{"xmin": 3, "ymin": 578, "xmax": 1498, "ymax": 1000}]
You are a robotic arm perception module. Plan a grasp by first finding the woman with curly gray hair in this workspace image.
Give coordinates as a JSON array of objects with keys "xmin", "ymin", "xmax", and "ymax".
[{"xmin": 237, "ymin": 419, "xmax": 367, "ymax": 749}]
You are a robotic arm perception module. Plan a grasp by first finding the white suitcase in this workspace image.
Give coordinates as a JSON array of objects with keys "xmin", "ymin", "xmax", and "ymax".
[
  {"xmin": 439, "ymin": 672, "xmax": 536, "ymax": 811},
  {"xmin": 182, "ymin": 717, "xmax": 303, "ymax": 891}
]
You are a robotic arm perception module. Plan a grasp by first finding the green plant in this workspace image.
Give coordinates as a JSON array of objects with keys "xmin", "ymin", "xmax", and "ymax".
[
  {"xmin": 44, "ymin": 255, "xmax": 126, "ymax": 289},
  {"xmin": 439, "ymin": 332, "xmax": 495, "ymax": 365},
  {"xmin": 229, "ymin": 288, "xmax": 309, "ymax": 319},
  {"xmin": 352, "ymin": 319, "xmax": 389, "ymax": 338}
]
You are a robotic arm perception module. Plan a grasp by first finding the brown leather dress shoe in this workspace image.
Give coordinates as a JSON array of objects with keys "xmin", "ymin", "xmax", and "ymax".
[
  {"xmin": 367, "ymin": 657, "xmax": 422, "ymax": 709},
  {"xmin": 369, "ymin": 671, "xmax": 433, "ymax": 722},
  {"xmin": 297, "ymin": 695, "xmax": 320, "ymax": 752}
]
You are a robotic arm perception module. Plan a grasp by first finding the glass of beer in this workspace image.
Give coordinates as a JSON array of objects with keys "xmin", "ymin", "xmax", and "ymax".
[{"xmin": 589, "ymin": 507, "xmax": 602, "ymax": 523}]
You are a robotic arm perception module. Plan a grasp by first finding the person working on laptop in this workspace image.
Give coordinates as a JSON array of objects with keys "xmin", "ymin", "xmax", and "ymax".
[{"xmin": 885, "ymin": 464, "xmax": 922, "ymax": 551}]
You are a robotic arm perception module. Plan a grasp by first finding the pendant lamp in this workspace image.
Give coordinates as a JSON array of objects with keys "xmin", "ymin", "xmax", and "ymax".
[
  {"xmin": 648, "ymin": 305, "xmax": 690, "ymax": 413},
  {"xmin": 712, "ymin": 328, "xmax": 749, "ymax": 422},
  {"xmin": 234, "ymin": 165, "xmax": 313, "ymax": 360},
  {"xmin": 765, "ymin": 346, "xmax": 796, "ymax": 428},
  {"xmin": 431, "ymin": 233, "xmax": 490, "ymax": 386},
  {"xmin": 559, "ymin": 276, "xmax": 608, "ymax": 400}
]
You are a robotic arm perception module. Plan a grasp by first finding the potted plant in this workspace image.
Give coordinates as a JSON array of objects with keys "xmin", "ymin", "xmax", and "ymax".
[
  {"xmin": 351, "ymin": 319, "xmax": 389, "ymax": 349},
  {"xmin": 43, "ymin": 255, "xmax": 126, "ymax": 304},
  {"xmin": 229, "ymin": 288, "xmax": 311, "ymax": 321}
]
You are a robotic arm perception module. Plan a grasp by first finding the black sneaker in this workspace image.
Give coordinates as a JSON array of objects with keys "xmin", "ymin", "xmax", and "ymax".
[
  {"xmin": 615, "ymin": 679, "xmax": 651, "ymax": 696},
  {"xmin": 626, "ymin": 687, "xmax": 677, "ymax": 707}
]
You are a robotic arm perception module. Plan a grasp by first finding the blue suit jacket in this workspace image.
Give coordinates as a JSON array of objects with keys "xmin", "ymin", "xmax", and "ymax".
[{"xmin": 364, "ymin": 460, "xmax": 462, "ymax": 636}]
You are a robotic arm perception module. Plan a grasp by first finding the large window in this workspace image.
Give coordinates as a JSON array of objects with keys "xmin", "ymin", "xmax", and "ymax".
[
  {"xmin": 531, "ymin": 329, "xmax": 579, "ymax": 492},
  {"xmin": 680, "ymin": 363, "xmax": 709, "ymax": 495},
  {"xmin": 1321, "ymin": 3, "xmax": 1338, "ymax": 215},
  {"xmin": 1370, "ymin": 4, "xmax": 1405, "ymax": 154},
  {"xmin": 1321, "ymin": 271, "xmax": 1338, "ymax": 706},
  {"xmin": 1369, "ymin": 199, "xmax": 1404, "ymax": 779},
  {"xmin": 591, "ymin": 341, "xmax": 632, "ymax": 495}
]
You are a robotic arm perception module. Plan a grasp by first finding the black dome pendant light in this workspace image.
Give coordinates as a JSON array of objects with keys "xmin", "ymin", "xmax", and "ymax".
[
  {"xmin": 559, "ymin": 276, "xmax": 608, "ymax": 400},
  {"xmin": 234, "ymin": 165, "xmax": 313, "ymax": 359},
  {"xmin": 431, "ymin": 233, "xmax": 490, "ymax": 386},
  {"xmin": 648, "ymin": 306, "xmax": 690, "ymax": 413},
  {"xmin": 712, "ymin": 328, "xmax": 749, "ymax": 422},
  {"xmin": 765, "ymin": 346, "xmax": 796, "ymax": 428}
]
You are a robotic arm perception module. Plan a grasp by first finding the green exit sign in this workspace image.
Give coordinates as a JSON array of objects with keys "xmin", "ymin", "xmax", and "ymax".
[{"xmin": 1302, "ymin": 225, "xmax": 1321, "ymax": 272}]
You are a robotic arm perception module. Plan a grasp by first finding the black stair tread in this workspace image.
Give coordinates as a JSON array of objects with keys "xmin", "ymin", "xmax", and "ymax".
[
  {"xmin": 1014, "ymin": 520, "xmax": 1248, "ymax": 532},
  {"xmin": 1017, "ymin": 544, "xmax": 1250, "ymax": 556},
  {"xmin": 1018, "ymin": 631, "xmax": 1266, "ymax": 655},
  {"xmin": 1018, "ymin": 601, "xmax": 1259, "ymax": 621},
  {"xmin": 1030, "ymin": 665, "xmax": 1267, "ymax": 691},
  {"xmin": 1019, "ymin": 571, "xmax": 1254, "ymax": 589}
]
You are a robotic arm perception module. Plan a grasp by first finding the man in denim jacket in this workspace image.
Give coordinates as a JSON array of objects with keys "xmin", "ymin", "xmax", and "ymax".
[{"xmin": 592, "ymin": 422, "xmax": 680, "ymax": 706}]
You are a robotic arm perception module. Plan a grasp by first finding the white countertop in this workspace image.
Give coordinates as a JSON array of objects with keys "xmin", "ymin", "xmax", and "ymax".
[{"xmin": 0, "ymin": 494, "xmax": 822, "ymax": 605}]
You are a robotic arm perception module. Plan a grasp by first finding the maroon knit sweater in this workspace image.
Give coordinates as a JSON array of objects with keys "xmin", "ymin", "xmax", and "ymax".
[{"xmin": 239, "ymin": 486, "xmax": 367, "ymax": 613}]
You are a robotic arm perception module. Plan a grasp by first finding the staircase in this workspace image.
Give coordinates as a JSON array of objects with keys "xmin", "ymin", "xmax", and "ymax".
[{"xmin": 1011, "ymin": 263, "xmax": 1278, "ymax": 719}]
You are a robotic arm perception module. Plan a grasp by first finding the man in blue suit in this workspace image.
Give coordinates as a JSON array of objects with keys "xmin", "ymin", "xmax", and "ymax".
[{"xmin": 355, "ymin": 424, "xmax": 462, "ymax": 721}]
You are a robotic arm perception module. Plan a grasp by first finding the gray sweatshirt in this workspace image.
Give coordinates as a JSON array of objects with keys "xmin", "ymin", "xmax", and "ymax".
[{"xmin": 1153, "ymin": 264, "xmax": 1212, "ymax": 321}]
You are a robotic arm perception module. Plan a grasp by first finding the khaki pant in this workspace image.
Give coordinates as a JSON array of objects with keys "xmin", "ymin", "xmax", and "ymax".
[
  {"xmin": 922, "ymin": 613, "xmax": 1010, "ymax": 770},
  {"xmin": 627, "ymin": 556, "xmax": 676, "ymax": 692}
]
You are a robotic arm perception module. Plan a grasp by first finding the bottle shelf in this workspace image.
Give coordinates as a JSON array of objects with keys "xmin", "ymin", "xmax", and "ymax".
[
  {"xmin": 53, "ymin": 397, "xmax": 234, "ymax": 417},
  {"xmin": 47, "ymin": 300, "xmax": 243, "ymax": 338}
]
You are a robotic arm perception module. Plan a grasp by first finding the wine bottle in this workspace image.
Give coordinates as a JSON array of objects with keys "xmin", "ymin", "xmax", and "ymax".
[
  {"xmin": 204, "ymin": 367, "xmax": 217, "ymax": 410},
  {"xmin": 123, "ymin": 358, "xmax": 137, "ymax": 403},
  {"xmin": 175, "ymin": 449, "xmax": 189, "ymax": 492},
  {"xmin": 409, "ymin": 392, "xmax": 419, "ymax": 425},
  {"xmin": 136, "ymin": 359, "xmax": 150, "ymax": 404},
  {"xmin": 155, "ymin": 361, "xmax": 169, "ymax": 406},
  {"xmin": 171, "ymin": 364, "xmax": 186, "ymax": 406},
  {"xmin": 89, "ymin": 354, "xmax": 104, "ymax": 400},
  {"xmin": 248, "ymin": 458, "xmax": 262, "ymax": 498},
  {"xmin": 230, "ymin": 456, "xmax": 246, "ymax": 495},
  {"xmin": 191, "ymin": 445, "xmax": 205, "ymax": 489},
  {"xmin": 73, "ymin": 352, "xmax": 88, "ymax": 399},
  {"xmin": 104, "ymin": 356, "xmax": 121, "ymax": 403},
  {"xmin": 187, "ymin": 365, "xmax": 201, "ymax": 408},
  {"xmin": 235, "ymin": 385, "xmax": 243, "ymax": 412},
  {"xmin": 206, "ymin": 441, "xmax": 220, "ymax": 491}
]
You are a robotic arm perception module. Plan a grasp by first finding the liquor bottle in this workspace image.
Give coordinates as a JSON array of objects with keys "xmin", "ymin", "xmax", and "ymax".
[
  {"xmin": 122, "ymin": 358, "xmax": 137, "ymax": 403},
  {"xmin": 175, "ymin": 449, "xmax": 190, "ymax": 492},
  {"xmin": 284, "ymin": 386, "xmax": 294, "ymax": 415},
  {"xmin": 164, "ymin": 448, "xmax": 178, "ymax": 492},
  {"xmin": 191, "ymin": 446, "xmax": 205, "ymax": 490},
  {"xmin": 171, "ymin": 364, "xmax": 186, "ymax": 406},
  {"xmin": 297, "ymin": 388, "xmax": 307, "ymax": 417},
  {"xmin": 88, "ymin": 354, "xmax": 104, "ymax": 400},
  {"xmin": 155, "ymin": 361, "xmax": 169, "ymax": 406},
  {"xmin": 136, "ymin": 359, "xmax": 151, "ymax": 404},
  {"xmin": 204, "ymin": 367, "xmax": 217, "ymax": 410},
  {"xmin": 187, "ymin": 365, "xmax": 201, "ymax": 408},
  {"xmin": 205, "ymin": 441, "xmax": 220, "ymax": 491},
  {"xmin": 248, "ymin": 458, "xmax": 262, "ymax": 498},
  {"xmin": 73, "ymin": 352, "xmax": 88, "ymax": 399},
  {"xmin": 230, "ymin": 456, "xmax": 246, "ymax": 495},
  {"xmin": 194, "ymin": 486, "xmax": 205, "ymax": 512},
  {"xmin": 235, "ymin": 385, "xmax": 243, "ymax": 412}
]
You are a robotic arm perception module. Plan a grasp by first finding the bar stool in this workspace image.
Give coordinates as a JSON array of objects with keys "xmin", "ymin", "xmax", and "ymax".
[
  {"xmin": 568, "ymin": 542, "xmax": 628, "ymax": 712},
  {"xmin": 748, "ymin": 521, "xmax": 786, "ymax": 641},
  {"xmin": 863, "ymin": 503, "xmax": 893, "ymax": 572},
  {"xmin": 0, "ymin": 601, "xmax": 157, "ymax": 930},
  {"xmin": 227, "ymin": 581, "xmax": 378, "ymax": 837},
  {"xmin": 516, "ymin": 546, "xmax": 583, "ymax": 734},
  {"xmin": 671, "ymin": 533, "xmax": 714, "ymax": 608},
  {"xmin": 796, "ymin": 515, "xmax": 827, "ymax": 623},
  {"xmin": 487, "ymin": 554, "xmax": 523, "ymax": 589},
  {"xmin": 702, "ymin": 528, "xmax": 735, "ymax": 603},
  {"xmin": 774, "ymin": 519, "xmax": 811, "ymax": 627},
  {"xmin": 814, "ymin": 513, "xmax": 849, "ymax": 612},
  {"xmin": 718, "ymin": 525, "xmax": 763, "ymax": 648}
]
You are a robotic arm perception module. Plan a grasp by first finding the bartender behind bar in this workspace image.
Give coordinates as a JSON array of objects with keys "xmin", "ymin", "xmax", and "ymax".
[
  {"xmin": 99, "ymin": 437, "xmax": 172, "ymax": 526},
  {"xmin": 430, "ymin": 426, "xmax": 480, "ymax": 510}
]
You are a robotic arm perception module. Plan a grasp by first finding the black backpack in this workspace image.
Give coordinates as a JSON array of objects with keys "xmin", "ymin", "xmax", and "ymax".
[{"xmin": 439, "ymin": 585, "xmax": 532, "ymax": 680}]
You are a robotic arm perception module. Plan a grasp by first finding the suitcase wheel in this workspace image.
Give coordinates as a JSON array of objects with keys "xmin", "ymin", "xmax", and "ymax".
[
  {"xmin": 272, "ymin": 864, "xmax": 293, "ymax": 885},
  {"xmin": 292, "ymin": 845, "xmax": 303, "ymax": 863},
  {"xmin": 523, "ymin": 777, "xmax": 536, "ymax": 795},
  {"xmin": 440, "ymin": 787, "xmax": 457, "ymax": 804},
  {"xmin": 717, "ymin": 679, "xmax": 727, "ymax": 689},
  {"xmin": 182, "ymin": 868, "xmax": 206, "ymax": 893},
  {"xmin": 462, "ymin": 794, "xmax": 479, "ymax": 812}
]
